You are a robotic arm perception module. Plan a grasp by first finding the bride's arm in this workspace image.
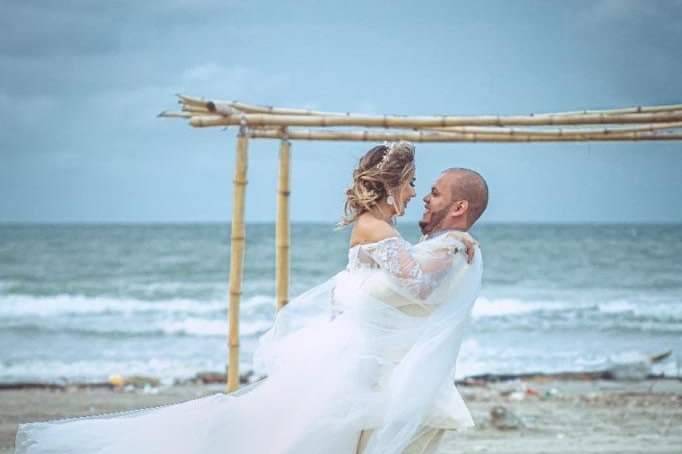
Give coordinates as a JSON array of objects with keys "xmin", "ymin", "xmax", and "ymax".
[{"xmin": 362, "ymin": 235, "xmax": 469, "ymax": 301}]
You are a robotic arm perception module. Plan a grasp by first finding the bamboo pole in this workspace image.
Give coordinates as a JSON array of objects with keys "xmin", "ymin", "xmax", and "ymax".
[
  {"xmin": 275, "ymin": 137, "xmax": 291, "ymax": 311},
  {"xmin": 228, "ymin": 101, "xmax": 350, "ymax": 117},
  {"xmin": 247, "ymin": 128, "xmax": 682, "ymax": 142},
  {"xmin": 160, "ymin": 110, "xmax": 682, "ymax": 135},
  {"xmin": 424, "ymin": 121, "xmax": 682, "ymax": 136},
  {"xmin": 177, "ymin": 94, "xmax": 209, "ymax": 107},
  {"xmin": 536, "ymin": 104, "xmax": 682, "ymax": 117},
  {"xmin": 189, "ymin": 110, "xmax": 682, "ymax": 129},
  {"xmin": 157, "ymin": 111, "xmax": 193, "ymax": 118},
  {"xmin": 177, "ymin": 96, "xmax": 682, "ymax": 119},
  {"xmin": 182, "ymin": 104, "xmax": 211, "ymax": 114},
  {"xmin": 227, "ymin": 131, "xmax": 249, "ymax": 392}
]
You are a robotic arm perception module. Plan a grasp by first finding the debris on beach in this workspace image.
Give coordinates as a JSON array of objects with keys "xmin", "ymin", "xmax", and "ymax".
[
  {"xmin": 108, "ymin": 374, "xmax": 160, "ymax": 389},
  {"xmin": 605, "ymin": 351, "xmax": 672, "ymax": 381},
  {"xmin": 489, "ymin": 405, "xmax": 525, "ymax": 431},
  {"xmin": 193, "ymin": 371, "xmax": 226, "ymax": 384},
  {"xmin": 191, "ymin": 370, "xmax": 260, "ymax": 385},
  {"xmin": 457, "ymin": 350, "xmax": 674, "ymax": 385},
  {"xmin": 495, "ymin": 380, "xmax": 540, "ymax": 401}
]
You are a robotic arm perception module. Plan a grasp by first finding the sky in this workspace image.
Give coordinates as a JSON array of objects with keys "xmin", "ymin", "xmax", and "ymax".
[{"xmin": 1, "ymin": 0, "xmax": 681, "ymax": 224}]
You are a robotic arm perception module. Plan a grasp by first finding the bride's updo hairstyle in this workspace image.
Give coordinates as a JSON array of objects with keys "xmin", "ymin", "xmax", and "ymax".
[{"xmin": 341, "ymin": 141, "xmax": 416, "ymax": 225}]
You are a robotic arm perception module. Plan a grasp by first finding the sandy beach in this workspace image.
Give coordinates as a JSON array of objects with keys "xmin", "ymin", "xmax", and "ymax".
[{"xmin": 1, "ymin": 378, "xmax": 680, "ymax": 453}]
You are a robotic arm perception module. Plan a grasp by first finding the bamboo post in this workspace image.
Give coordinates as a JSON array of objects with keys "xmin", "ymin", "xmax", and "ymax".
[
  {"xmin": 275, "ymin": 136, "xmax": 291, "ymax": 311},
  {"xmin": 227, "ymin": 130, "xmax": 249, "ymax": 392}
]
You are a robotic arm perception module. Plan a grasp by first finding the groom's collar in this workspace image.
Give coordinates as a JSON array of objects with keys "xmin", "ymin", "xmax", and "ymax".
[{"xmin": 419, "ymin": 228, "xmax": 466, "ymax": 242}]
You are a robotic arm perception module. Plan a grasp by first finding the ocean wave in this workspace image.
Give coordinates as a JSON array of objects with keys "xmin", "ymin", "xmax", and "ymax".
[
  {"xmin": 596, "ymin": 301, "xmax": 682, "ymax": 321},
  {"xmin": 472, "ymin": 297, "xmax": 569, "ymax": 318},
  {"xmin": 472, "ymin": 297, "xmax": 682, "ymax": 322},
  {"xmin": 159, "ymin": 318, "xmax": 273, "ymax": 337},
  {"xmin": 1, "ymin": 316, "xmax": 275, "ymax": 338},
  {"xmin": 0, "ymin": 293, "xmax": 275, "ymax": 317}
]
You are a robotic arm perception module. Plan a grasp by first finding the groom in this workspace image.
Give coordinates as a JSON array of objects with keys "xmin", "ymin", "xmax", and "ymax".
[
  {"xmin": 419, "ymin": 167, "xmax": 489, "ymax": 239},
  {"xmin": 356, "ymin": 167, "xmax": 488, "ymax": 454}
]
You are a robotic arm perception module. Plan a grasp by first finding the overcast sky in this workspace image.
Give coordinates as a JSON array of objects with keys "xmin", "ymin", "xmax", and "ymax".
[{"xmin": 1, "ymin": 0, "xmax": 681, "ymax": 224}]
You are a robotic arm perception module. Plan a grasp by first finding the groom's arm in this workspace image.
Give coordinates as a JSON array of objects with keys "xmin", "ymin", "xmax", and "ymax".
[{"xmin": 424, "ymin": 231, "xmax": 478, "ymax": 264}]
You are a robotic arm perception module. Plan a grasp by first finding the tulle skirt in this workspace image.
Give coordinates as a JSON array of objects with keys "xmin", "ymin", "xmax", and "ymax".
[{"xmin": 15, "ymin": 309, "xmax": 385, "ymax": 454}]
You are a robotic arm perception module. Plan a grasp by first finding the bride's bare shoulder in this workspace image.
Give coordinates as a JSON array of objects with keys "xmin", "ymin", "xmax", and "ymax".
[{"xmin": 349, "ymin": 213, "xmax": 398, "ymax": 248}]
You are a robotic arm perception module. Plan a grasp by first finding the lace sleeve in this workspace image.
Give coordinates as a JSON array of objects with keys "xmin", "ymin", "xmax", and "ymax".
[{"xmin": 360, "ymin": 236, "xmax": 459, "ymax": 300}]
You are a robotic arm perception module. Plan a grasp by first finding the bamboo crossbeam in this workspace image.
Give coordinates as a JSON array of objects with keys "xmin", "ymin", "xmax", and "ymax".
[
  {"xmin": 247, "ymin": 128, "xmax": 682, "ymax": 142},
  {"xmin": 425, "ymin": 121, "xmax": 682, "ymax": 136},
  {"xmin": 275, "ymin": 138, "xmax": 291, "ymax": 311},
  {"xmin": 179, "ymin": 96, "xmax": 682, "ymax": 120},
  {"xmin": 537, "ymin": 104, "xmax": 682, "ymax": 117},
  {"xmin": 227, "ymin": 132, "xmax": 249, "ymax": 392},
  {"xmin": 159, "ymin": 111, "xmax": 682, "ymax": 137},
  {"xmin": 189, "ymin": 110, "xmax": 682, "ymax": 129},
  {"xmin": 176, "ymin": 94, "xmax": 682, "ymax": 121}
]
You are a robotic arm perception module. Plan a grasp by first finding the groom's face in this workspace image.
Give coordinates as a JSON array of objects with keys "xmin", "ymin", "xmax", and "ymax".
[{"xmin": 419, "ymin": 174, "xmax": 452, "ymax": 234}]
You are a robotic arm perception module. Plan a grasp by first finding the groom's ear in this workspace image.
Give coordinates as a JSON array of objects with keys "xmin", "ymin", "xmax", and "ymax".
[{"xmin": 449, "ymin": 200, "xmax": 469, "ymax": 218}]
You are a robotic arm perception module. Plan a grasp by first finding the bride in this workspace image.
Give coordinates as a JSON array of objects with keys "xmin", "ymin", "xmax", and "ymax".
[{"xmin": 15, "ymin": 142, "xmax": 485, "ymax": 454}]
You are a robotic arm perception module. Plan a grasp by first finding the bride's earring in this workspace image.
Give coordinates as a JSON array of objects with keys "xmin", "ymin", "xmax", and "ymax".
[{"xmin": 386, "ymin": 194, "xmax": 400, "ymax": 223}]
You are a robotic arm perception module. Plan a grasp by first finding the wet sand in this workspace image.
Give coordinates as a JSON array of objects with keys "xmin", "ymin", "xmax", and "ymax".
[{"xmin": 1, "ymin": 379, "xmax": 680, "ymax": 453}]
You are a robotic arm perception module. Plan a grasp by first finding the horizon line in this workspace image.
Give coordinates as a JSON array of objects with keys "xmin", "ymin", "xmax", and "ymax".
[{"xmin": 1, "ymin": 220, "xmax": 681, "ymax": 227}]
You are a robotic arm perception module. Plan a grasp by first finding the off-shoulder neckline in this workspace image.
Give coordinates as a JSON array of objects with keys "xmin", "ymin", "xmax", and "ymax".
[{"xmin": 348, "ymin": 235, "xmax": 406, "ymax": 251}]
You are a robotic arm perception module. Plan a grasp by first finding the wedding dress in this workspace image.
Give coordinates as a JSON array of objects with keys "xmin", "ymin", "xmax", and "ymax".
[{"xmin": 15, "ymin": 230, "xmax": 482, "ymax": 454}]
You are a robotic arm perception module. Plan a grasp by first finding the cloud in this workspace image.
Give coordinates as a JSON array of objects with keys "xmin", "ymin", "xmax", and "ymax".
[
  {"xmin": 587, "ymin": 0, "xmax": 661, "ymax": 20},
  {"xmin": 576, "ymin": 0, "xmax": 682, "ymax": 29}
]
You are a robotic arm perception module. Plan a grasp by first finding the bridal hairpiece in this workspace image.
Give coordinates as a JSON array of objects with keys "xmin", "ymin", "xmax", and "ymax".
[{"xmin": 377, "ymin": 141, "xmax": 414, "ymax": 171}]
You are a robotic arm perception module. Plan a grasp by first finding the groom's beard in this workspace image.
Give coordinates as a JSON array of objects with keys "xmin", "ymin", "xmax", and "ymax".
[{"xmin": 419, "ymin": 207, "xmax": 448, "ymax": 235}]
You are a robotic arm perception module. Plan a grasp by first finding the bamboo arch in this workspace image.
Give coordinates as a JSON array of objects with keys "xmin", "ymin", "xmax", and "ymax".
[{"xmin": 160, "ymin": 95, "xmax": 682, "ymax": 391}]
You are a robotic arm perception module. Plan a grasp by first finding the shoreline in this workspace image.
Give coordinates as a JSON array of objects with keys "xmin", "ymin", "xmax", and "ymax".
[
  {"xmin": 2, "ymin": 377, "xmax": 680, "ymax": 453},
  {"xmin": 2, "ymin": 364, "xmax": 678, "ymax": 391}
]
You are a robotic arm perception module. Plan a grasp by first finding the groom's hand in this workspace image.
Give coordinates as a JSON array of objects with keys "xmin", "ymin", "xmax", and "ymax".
[{"xmin": 462, "ymin": 238, "xmax": 475, "ymax": 264}]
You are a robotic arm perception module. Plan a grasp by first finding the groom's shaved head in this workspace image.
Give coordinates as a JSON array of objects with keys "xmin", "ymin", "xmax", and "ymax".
[
  {"xmin": 442, "ymin": 168, "xmax": 489, "ymax": 226},
  {"xmin": 420, "ymin": 167, "xmax": 488, "ymax": 234}
]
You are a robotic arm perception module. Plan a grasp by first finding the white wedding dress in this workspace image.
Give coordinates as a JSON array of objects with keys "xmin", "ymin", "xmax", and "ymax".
[{"xmin": 15, "ymin": 231, "xmax": 482, "ymax": 454}]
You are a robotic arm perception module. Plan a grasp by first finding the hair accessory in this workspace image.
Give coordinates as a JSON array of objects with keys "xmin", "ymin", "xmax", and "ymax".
[{"xmin": 377, "ymin": 141, "xmax": 414, "ymax": 171}]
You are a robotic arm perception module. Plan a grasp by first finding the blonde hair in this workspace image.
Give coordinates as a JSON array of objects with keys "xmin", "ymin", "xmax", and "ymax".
[{"xmin": 341, "ymin": 141, "xmax": 416, "ymax": 226}]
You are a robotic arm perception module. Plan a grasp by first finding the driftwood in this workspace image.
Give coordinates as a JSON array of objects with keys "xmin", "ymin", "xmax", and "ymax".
[{"xmin": 457, "ymin": 351, "xmax": 674, "ymax": 385}]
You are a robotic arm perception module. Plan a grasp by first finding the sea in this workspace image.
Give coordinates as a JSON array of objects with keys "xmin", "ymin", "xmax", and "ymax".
[{"xmin": 1, "ymin": 223, "xmax": 680, "ymax": 385}]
